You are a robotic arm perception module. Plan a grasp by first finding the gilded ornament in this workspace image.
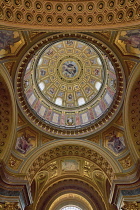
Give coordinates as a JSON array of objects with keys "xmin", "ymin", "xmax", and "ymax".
[
  {"xmin": 77, "ymin": 5, "xmax": 83, "ymax": 11},
  {"xmin": 119, "ymin": 155, "xmax": 132, "ymax": 169},
  {"xmin": 36, "ymin": 2, "xmax": 42, "ymax": 10},
  {"xmin": 127, "ymin": 9, "xmax": 134, "ymax": 18},
  {"xmin": 98, "ymin": 2, "xmax": 104, "ymax": 9},
  {"xmin": 77, "ymin": 17, "xmax": 82, "ymax": 23},
  {"xmin": 57, "ymin": 4, "xmax": 63, "ymax": 11},
  {"xmin": 16, "ymin": 12, "xmax": 22, "ymax": 20},
  {"xmin": 25, "ymin": 0, "xmax": 31, "ymax": 8},
  {"xmin": 121, "ymin": 201, "xmax": 139, "ymax": 210},
  {"xmin": 107, "ymin": 13, "xmax": 113, "ymax": 21},
  {"xmin": 46, "ymin": 4, "xmax": 52, "ymax": 11},
  {"xmin": 67, "ymin": 17, "xmax": 72, "ymax": 23},
  {"xmin": 117, "ymin": 12, "xmax": 124, "ymax": 20},
  {"xmin": 87, "ymin": 16, "xmax": 93, "ymax": 23},
  {"xmin": 47, "ymin": 16, "xmax": 53, "ymax": 23},
  {"xmin": 26, "ymin": 14, "xmax": 32, "ymax": 22},
  {"xmin": 119, "ymin": 0, "xmax": 125, "ymax": 6},
  {"xmin": 14, "ymin": 0, "xmax": 21, "ymax": 6},
  {"xmin": 57, "ymin": 17, "xmax": 63, "ymax": 23},
  {"xmin": 97, "ymin": 15, "xmax": 103, "ymax": 22},
  {"xmin": 87, "ymin": 4, "xmax": 94, "ymax": 11},
  {"xmin": 37, "ymin": 15, "xmax": 43, "ymax": 22},
  {"xmin": 67, "ymin": 5, "xmax": 73, "ymax": 11},
  {"xmin": 108, "ymin": 1, "xmax": 114, "ymax": 8},
  {"xmin": 6, "ymin": 9, "xmax": 13, "ymax": 19}
]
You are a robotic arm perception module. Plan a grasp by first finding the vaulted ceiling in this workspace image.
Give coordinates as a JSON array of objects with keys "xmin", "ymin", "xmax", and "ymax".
[{"xmin": 0, "ymin": 1, "xmax": 140, "ymax": 209}]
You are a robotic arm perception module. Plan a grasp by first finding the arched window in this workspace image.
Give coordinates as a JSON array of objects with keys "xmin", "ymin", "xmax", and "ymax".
[
  {"xmin": 55, "ymin": 97, "xmax": 62, "ymax": 106},
  {"xmin": 38, "ymin": 82, "xmax": 45, "ymax": 91},
  {"xmin": 95, "ymin": 82, "xmax": 101, "ymax": 90},
  {"xmin": 97, "ymin": 57, "xmax": 102, "ymax": 65},
  {"xmin": 78, "ymin": 97, "xmax": 85, "ymax": 106},
  {"xmin": 60, "ymin": 206, "xmax": 82, "ymax": 210},
  {"xmin": 38, "ymin": 58, "xmax": 43, "ymax": 66}
]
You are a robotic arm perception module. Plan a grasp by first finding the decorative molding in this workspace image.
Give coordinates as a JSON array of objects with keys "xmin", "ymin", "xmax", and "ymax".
[
  {"xmin": 119, "ymin": 154, "xmax": 133, "ymax": 169},
  {"xmin": 27, "ymin": 144, "xmax": 115, "ymax": 183},
  {"xmin": 109, "ymin": 160, "xmax": 140, "ymax": 209},
  {"xmin": 0, "ymin": 202, "xmax": 20, "ymax": 210},
  {"xmin": 0, "ymin": 0, "xmax": 139, "ymax": 31},
  {"xmin": 121, "ymin": 201, "xmax": 139, "ymax": 210},
  {"xmin": 0, "ymin": 162, "xmax": 32, "ymax": 210}
]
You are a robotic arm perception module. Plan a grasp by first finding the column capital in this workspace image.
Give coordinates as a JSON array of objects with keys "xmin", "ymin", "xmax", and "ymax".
[
  {"xmin": 121, "ymin": 201, "xmax": 139, "ymax": 210},
  {"xmin": 0, "ymin": 202, "xmax": 20, "ymax": 210}
]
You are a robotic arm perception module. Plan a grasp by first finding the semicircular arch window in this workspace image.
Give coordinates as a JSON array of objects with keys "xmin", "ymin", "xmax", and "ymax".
[{"xmin": 60, "ymin": 206, "xmax": 82, "ymax": 210}]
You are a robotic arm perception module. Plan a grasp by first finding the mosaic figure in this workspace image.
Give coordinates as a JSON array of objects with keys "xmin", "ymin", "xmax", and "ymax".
[
  {"xmin": 49, "ymin": 87, "xmax": 55, "ymax": 95},
  {"xmin": 0, "ymin": 30, "xmax": 20, "ymax": 53},
  {"xmin": 67, "ymin": 116, "xmax": 74, "ymax": 125},
  {"xmin": 110, "ymin": 79, "xmax": 116, "ymax": 89},
  {"xmin": 62, "ymin": 61, "xmax": 78, "ymax": 78},
  {"xmin": 15, "ymin": 132, "xmax": 35, "ymax": 154},
  {"xmin": 68, "ymin": 94, "xmax": 73, "ymax": 101},
  {"xmin": 85, "ymin": 86, "xmax": 91, "ymax": 94},
  {"xmin": 40, "ymin": 69, "xmax": 46, "ymax": 76},
  {"xmin": 24, "ymin": 80, "xmax": 29, "ymax": 88},
  {"xmin": 107, "ymin": 131, "xmax": 125, "ymax": 154},
  {"xmin": 90, "ymin": 79, "xmax": 95, "ymax": 85},
  {"xmin": 90, "ymin": 59, "xmax": 97, "ymax": 65},
  {"xmin": 62, "ymin": 160, "xmax": 79, "ymax": 171},
  {"xmin": 94, "ymin": 68, "xmax": 100, "ymax": 76},
  {"xmin": 119, "ymin": 29, "xmax": 140, "ymax": 50},
  {"xmin": 85, "ymin": 48, "xmax": 93, "ymax": 55},
  {"xmin": 66, "ymin": 40, "xmax": 74, "ymax": 46}
]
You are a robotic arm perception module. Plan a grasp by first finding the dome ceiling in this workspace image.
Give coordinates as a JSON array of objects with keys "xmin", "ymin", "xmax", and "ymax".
[
  {"xmin": 0, "ymin": 0, "xmax": 139, "ymax": 31},
  {"xmin": 24, "ymin": 39, "xmax": 116, "ymax": 129},
  {"xmin": 16, "ymin": 33, "xmax": 125, "ymax": 137}
]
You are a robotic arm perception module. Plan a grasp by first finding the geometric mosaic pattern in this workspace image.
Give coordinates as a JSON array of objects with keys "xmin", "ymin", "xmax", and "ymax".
[{"xmin": 24, "ymin": 40, "xmax": 116, "ymax": 129}]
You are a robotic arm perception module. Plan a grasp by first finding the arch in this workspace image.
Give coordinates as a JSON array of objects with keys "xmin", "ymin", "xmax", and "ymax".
[
  {"xmin": 124, "ymin": 63, "xmax": 140, "ymax": 161},
  {"xmin": 35, "ymin": 179, "xmax": 107, "ymax": 210},
  {"xmin": 20, "ymin": 140, "xmax": 122, "ymax": 182},
  {"xmin": 50, "ymin": 193, "xmax": 92, "ymax": 210},
  {"xmin": 0, "ymin": 64, "xmax": 17, "ymax": 161}
]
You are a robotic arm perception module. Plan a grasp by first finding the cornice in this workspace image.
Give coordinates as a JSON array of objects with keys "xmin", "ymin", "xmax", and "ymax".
[
  {"xmin": 109, "ymin": 159, "xmax": 140, "ymax": 209},
  {"xmin": 0, "ymin": 161, "xmax": 32, "ymax": 209}
]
